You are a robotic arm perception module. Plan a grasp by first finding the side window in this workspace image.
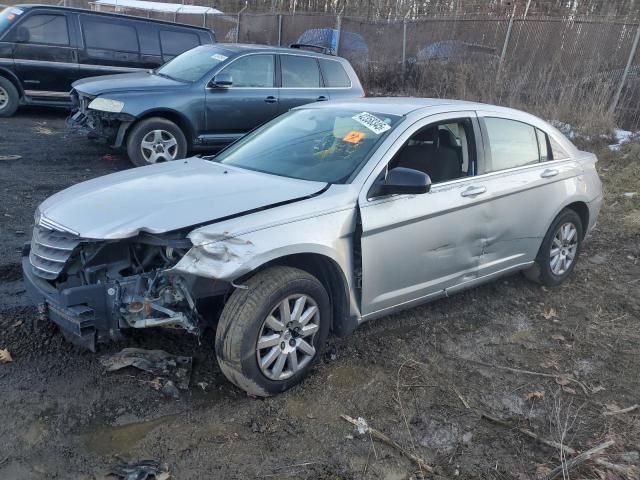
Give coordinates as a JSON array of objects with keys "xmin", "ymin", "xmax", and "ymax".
[
  {"xmin": 160, "ymin": 30, "xmax": 200, "ymax": 57},
  {"xmin": 319, "ymin": 59, "xmax": 351, "ymax": 88},
  {"xmin": 82, "ymin": 17, "xmax": 139, "ymax": 53},
  {"xmin": 16, "ymin": 14, "xmax": 69, "ymax": 45},
  {"xmin": 221, "ymin": 54, "xmax": 274, "ymax": 88},
  {"xmin": 484, "ymin": 117, "xmax": 539, "ymax": 172},
  {"xmin": 536, "ymin": 129, "xmax": 550, "ymax": 161},
  {"xmin": 281, "ymin": 55, "xmax": 321, "ymax": 88},
  {"xmin": 390, "ymin": 118, "xmax": 475, "ymax": 184},
  {"xmin": 549, "ymin": 135, "xmax": 570, "ymax": 160}
]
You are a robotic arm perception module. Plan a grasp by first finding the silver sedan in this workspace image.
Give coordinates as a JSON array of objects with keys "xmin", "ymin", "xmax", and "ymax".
[{"xmin": 23, "ymin": 98, "xmax": 603, "ymax": 396}]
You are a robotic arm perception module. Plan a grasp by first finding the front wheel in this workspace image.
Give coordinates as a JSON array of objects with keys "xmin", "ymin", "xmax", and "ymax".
[
  {"xmin": 524, "ymin": 208, "xmax": 583, "ymax": 287},
  {"xmin": 215, "ymin": 266, "xmax": 331, "ymax": 396},
  {"xmin": 0, "ymin": 77, "xmax": 19, "ymax": 118},
  {"xmin": 126, "ymin": 117, "xmax": 188, "ymax": 167}
]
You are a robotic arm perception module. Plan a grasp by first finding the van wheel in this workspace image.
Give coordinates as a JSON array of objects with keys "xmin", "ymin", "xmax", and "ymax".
[
  {"xmin": 524, "ymin": 208, "xmax": 583, "ymax": 287},
  {"xmin": 0, "ymin": 77, "xmax": 19, "ymax": 117},
  {"xmin": 215, "ymin": 266, "xmax": 331, "ymax": 397},
  {"xmin": 126, "ymin": 117, "xmax": 187, "ymax": 167}
]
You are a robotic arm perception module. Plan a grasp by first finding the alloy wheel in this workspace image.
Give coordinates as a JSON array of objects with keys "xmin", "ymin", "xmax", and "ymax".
[
  {"xmin": 256, "ymin": 294, "xmax": 320, "ymax": 381},
  {"xmin": 549, "ymin": 222, "xmax": 578, "ymax": 275},
  {"xmin": 140, "ymin": 129, "xmax": 178, "ymax": 163},
  {"xmin": 0, "ymin": 86, "xmax": 8, "ymax": 110}
]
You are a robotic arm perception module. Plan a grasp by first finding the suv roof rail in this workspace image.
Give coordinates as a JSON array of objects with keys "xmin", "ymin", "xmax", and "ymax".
[{"xmin": 289, "ymin": 43, "xmax": 335, "ymax": 56}]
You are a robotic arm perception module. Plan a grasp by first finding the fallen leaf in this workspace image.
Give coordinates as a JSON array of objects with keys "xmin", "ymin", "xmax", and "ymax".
[
  {"xmin": 551, "ymin": 334, "xmax": 566, "ymax": 342},
  {"xmin": 555, "ymin": 375, "xmax": 571, "ymax": 386},
  {"xmin": 525, "ymin": 390, "xmax": 545, "ymax": 400},
  {"xmin": 540, "ymin": 359, "xmax": 560, "ymax": 371},
  {"xmin": 0, "ymin": 348, "xmax": 12, "ymax": 363},
  {"xmin": 542, "ymin": 307, "xmax": 558, "ymax": 320},
  {"xmin": 562, "ymin": 386, "xmax": 577, "ymax": 395},
  {"xmin": 605, "ymin": 402, "xmax": 621, "ymax": 412},
  {"xmin": 535, "ymin": 464, "xmax": 552, "ymax": 479}
]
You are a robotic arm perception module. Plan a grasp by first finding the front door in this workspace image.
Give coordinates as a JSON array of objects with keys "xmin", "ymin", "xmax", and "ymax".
[
  {"xmin": 12, "ymin": 11, "xmax": 78, "ymax": 97},
  {"xmin": 358, "ymin": 112, "xmax": 489, "ymax": 318},
  {"xmin": 204, "ymin": 53, "xmax": 279, "ymax": 144}
]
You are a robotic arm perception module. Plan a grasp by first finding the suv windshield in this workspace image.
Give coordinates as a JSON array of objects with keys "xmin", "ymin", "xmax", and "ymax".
[
  {"xmin": 216, "ymin": 109, "xmax": 402, "ymax": 183},
  {"xmin": 156, "ymin": 45, "xmax": 231, "ymax": 82},
  {"xmin": 0, "ymin": 7, "xmax": 24, "ymax": 37}
]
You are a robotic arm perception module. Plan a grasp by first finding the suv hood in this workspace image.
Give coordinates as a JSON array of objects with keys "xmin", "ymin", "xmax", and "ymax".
[
  {"xmin": 72, "ymin": 72, "xmax": 186, "ymax": 96},
  {"xmin": 37, "ymin": 158, "xmax": 327, "ymax": 240}
]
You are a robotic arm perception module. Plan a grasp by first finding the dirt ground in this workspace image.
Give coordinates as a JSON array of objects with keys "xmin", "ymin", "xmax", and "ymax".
[{"xmin": 0, "ymin": 109, "xmax": 638, "ymax": 480}]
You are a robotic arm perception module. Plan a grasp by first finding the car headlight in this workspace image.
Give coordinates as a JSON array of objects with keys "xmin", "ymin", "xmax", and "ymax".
[{"xmin": 88, "ymin": 97, "xmax": 125, "ymax": 113}]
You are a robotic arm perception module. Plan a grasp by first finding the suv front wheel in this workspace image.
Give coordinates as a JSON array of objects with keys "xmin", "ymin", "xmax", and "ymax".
[
  {"xmin": 215, "ymin": 266, "xmax": 331, "ymax": 396},
  {"xmin": 0, "ymin": 77, "xmax": 19, "ymax": 118},
  {"xmin": 126, "ymin": 117, "xmax": 188, "ymax": 167}
]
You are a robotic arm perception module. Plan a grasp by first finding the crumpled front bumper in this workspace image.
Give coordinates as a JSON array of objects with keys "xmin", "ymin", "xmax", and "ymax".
[
  {"xmin": 66, "ymin": 109, "xmax": 135, "ymax": 148},
  {"xmin": 21, "ymin": 243, "xmax": 116, "ymax": 351}
]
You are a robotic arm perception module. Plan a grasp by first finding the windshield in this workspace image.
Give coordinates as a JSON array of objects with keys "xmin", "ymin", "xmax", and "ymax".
[
  {"xmin": 215, "ymin": 109, "xmax": 402, "ymax": 183},
  {"xmin": 0, "ymin": 7, "xmax": 24, "ymax": 37},
  {"xmin": 156, "ymin": 46, "xmax": 231, "ymax": 82}
]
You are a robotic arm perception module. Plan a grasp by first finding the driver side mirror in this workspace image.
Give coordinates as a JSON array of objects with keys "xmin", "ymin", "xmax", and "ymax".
[
  {"xmin": 208, "ymin": 73, "xmax": 233, "ymax": 88},
  {"xmin": 369, "ymin": 167, "xmax": 431, "ymax": 198}
]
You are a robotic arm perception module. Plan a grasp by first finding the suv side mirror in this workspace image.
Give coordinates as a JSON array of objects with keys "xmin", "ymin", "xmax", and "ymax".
[
  {"xmin": 209, "ymin": 73, "xmax": 233, "ymax": 88},
  {"xmin": 14, "ymin": 26, "xmax": 30, "ymax": 43},
  {"xmin": 369, "ymin": 167, "xmax": 431, "ymax": 198}
]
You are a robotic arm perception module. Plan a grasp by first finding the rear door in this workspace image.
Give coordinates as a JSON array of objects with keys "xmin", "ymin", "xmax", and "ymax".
[
  {"xmin": 77, "ymin": 14, "xmax": 142, "ymax": 79},
  {"xmin": 11, "ymin": 9, "xmax": 78, "ymax": 97},
  {"xmin": 277, "ymin": 53, "xmax": 328, "ymax": 113}
]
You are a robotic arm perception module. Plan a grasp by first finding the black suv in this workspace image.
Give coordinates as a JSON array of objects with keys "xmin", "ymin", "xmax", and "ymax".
[
  {"xmin": 68, "ymin": 44, "xmax": 365, "ymax": 166},
  {"xmin": 0, "ymin": 5, "xmax": 215, "ymax": 116}
]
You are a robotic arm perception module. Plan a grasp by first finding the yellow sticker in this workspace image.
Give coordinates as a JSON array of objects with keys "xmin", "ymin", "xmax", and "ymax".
[{"xmin": 342, "ymin": 131, "xmax": 366, "ymax": 144}]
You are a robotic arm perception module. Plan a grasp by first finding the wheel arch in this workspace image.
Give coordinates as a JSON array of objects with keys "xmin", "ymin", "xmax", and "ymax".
[
  {"xmin": 564, "ymin": 201, "xmax": 589, "ymax": 239},
  {"xmin": 127, "ymin": 109, "xmax": 195, "ymax": 149},
  {"xmin": 236, "ymin": 252, "xmax": 357, "ymax": 337},
  {"xmin": 0, "ymin": 68, "xmax": 24, "ymax": 97}
]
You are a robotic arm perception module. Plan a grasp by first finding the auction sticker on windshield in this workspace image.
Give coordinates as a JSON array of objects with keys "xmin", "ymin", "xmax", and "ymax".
[
  {"xmin": 352, "ymin": 112, "xmax": 391, "ymax": 135},
  {"xmin": 211, "ymin": 53, "xmax": 228, "ymax": 61}
]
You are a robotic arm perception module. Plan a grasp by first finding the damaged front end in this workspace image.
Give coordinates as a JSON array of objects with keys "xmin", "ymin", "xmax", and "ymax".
[
  {"xmin": 22, "ymin": 223, "xmax": 217, "ymax": 351},
  {"xmin": 67, "ymin": 91, "xmax": 134, "ymax": 147}
]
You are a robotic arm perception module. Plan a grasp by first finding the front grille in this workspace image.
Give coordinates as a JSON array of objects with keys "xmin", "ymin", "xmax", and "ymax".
[
  {"xmin": 29, "ymin": 226, "xmax": 81, "ymax": 280},
  {"xmin": 77, "ymin": 93, "xmax": 95, "ymax": 114}
]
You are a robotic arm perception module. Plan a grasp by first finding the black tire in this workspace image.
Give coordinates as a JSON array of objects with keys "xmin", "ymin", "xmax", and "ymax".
[
  {"xmin": 524, "ymin": 208, "xmax": 583, "ymax": 287},
  {"xmin": 215, "ymin": 266, "xmax": 331, "ymax": 397},
  {"xmin": 126, "ymin": 117, "xmax": 188, "ymax": 167},
  {"xmin": 0, "ymin": 77, "xmax": 20, "ymax": 118}
]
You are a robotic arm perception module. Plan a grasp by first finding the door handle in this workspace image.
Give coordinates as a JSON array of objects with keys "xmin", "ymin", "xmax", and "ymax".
[
  {"xmin": 541, "ymin": 168, "xmax": 559, "ymax": 178},
  {"xmin": 316, "ymin": 95, "xmax": 328, "ymax": 101},
  {"xmin": 460, "ymin": 186, "xmax": 487, "ymax": 197},
  {"xmin": 264, "ymin": 96, "xmax": 278, "ymax": 104}
]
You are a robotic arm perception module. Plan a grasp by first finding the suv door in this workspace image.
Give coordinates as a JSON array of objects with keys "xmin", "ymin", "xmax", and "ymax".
[
  {"xmin": 277, "ymin": 54, "xmax": 328, "ymax": 113},
  {"xmin": 358, "ymin": 112, "xmax": 488, "ymax": 318},
  {"xmin": 77, "ymin": 14, "xmax": 142, "ymax": 79},
  {"xmin": 204, "ymin": 53, "xmax": 278, "ymax": 144},
  {"xmin": 10, "ymin": 10, "xmax": 78, "ymax": 97}
]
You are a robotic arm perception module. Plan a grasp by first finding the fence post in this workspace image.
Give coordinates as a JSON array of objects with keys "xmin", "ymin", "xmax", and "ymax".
[
  {"xmin": 401, "ymin": 18, "xmax": 407, "ymax": 75},
  {"xmin": 496, "ymin": 4, "xmax": 517, "ymax": 81},
  {"xmin": 236, "ymin": 4, "xmax": 248, "ymax": 43},
  {"xmin": 610, "ymin": 23, "xmax": 640, "ymax": 115},
  {"xmin": 277, "ymin": 14, "xmax": 283, "ymax": 47},
  {"xmin": 335, "ymin": 15, "xmax": 342, "ymax": 55}
]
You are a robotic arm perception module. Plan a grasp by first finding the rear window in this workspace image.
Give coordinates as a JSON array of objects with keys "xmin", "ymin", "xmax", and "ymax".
[
  {"xmin": 82, "ymin": 17, "xmax": 138, "ymax": 53},
  {"xmin": 281, "ymin": 55, "xmax": 320, "ymax": 88},
  {"xmin": 15, "ymin": 13, "xmax": 69, "ymax": 46},
  {"xmin": 0, "ymin": 7, "xmax": 24, "ymax": 37},
  {"xmin": 160, "ymin": 30, "xmax": 200, "ymax": 57},
  {"xmin": 319, "ymin": 59, "xmax": 351, "ymax": 88}
]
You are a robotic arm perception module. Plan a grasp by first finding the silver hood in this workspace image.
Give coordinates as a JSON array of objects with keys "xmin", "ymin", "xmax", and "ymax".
[{"xmin": 37, "ymin": 158, "xmax": 327, "ymax": 240}]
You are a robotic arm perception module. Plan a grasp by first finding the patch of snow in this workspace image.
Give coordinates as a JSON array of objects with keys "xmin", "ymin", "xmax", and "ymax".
[{"xmin": 609, "ymin": 128, "xmax": 638, "ymax": 151}]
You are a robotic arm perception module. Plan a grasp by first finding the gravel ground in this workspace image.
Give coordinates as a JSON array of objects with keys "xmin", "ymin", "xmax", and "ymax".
[{"xmin": 0, "ymin": 109, "xmax": 638, "ymax": 480}]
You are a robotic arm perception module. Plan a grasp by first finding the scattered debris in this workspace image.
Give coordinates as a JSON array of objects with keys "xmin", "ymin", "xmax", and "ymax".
[
  {"xmin": 540, "ymin": 359, "xmax": 560, "ymax": 371},
  {"xmin": 34, "ymin": 125, "xmax": 53, "ymax": 135},
  {"xmin": 109, "ymin": 459, "xmax": 170, "ymax": 480},
  {"xmin": 160, "ymin": 381, "xmax": 180, "ymax": 400},
  {"xmin": 102, "ymin": 153, "xmax": 116, "ymax": 161},
  {"xmin": 100, "ymin": 348, "xmax": 192, "ymax": 390},
  {"xmin": 525, "ymin": 390, "xmax": 545, "ymax": 400},
  {"xmin": 0, "ymin": 348, "xmax": 13, "ymax": 363},
  {"xmin": 623, "ymin": 192, "xmax": 637, "ymax": 198},
  {"xmin": 196, "ymin": 381, "xmax": 209, "ymax": 391},
  {"xmin": 542, "ymin": 307, "xmax": 558, "ymax": 320},
  {"xmin": 554, "ymin": 374, "xmax": 570, "ymax": 386},
  {"xmin": 0, "ymin": 155, "xmax": 21, "ymax": 161},
  {"xmin": 546, "ymin": 440, "xmax": 615, "ymax": 479},
  {"xmin": 323, "ymin": 344, "xmax": 338, "ymax": 362},
  {"xmin": 341, "ymin": 414, "xmax": 433, "ymax": 473},
  {"xmin": 589, "ymin": 254, "xmax": 607, "ymax": 265},
  {"xmin": 591, "ymin": 385, "xmax": 606, "ymax": 394},
  {"xmin": 462, "ymin": 432, "xmax": 473, "ymax": 444},
  {"xmin": 603, "ymin": 403, "xmax": 639, "ymax": 416},
  {"xmin": 551, "ymin": 334, "xmax": 566, "ymax": 342}
]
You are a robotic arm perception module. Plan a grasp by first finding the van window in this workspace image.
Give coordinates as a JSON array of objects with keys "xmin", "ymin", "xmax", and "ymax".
[
  {"xmin": 319, "ymin": 59, "xmax": 351, "ymax": 88},
  {"xmin": 160, "ymin": 30, "xmax": 200, "ymax": 57},
  {"xmin": 16, "ymin": 13, "xmax": 69, "ymax": 45},
  {"xmin": 222, "ymin": 54, "xmax": 275, "ymax": 88},
  {"xmin": 484, "ymin": 117, "xmax": 540, "ymax": 172},
  {"xmin": 82, "ymin": 17, "xmax": 138, "ymax": 53},
  {"xmin": 281, "ymin": 55, "xmax": 320, "ymax": 88}
]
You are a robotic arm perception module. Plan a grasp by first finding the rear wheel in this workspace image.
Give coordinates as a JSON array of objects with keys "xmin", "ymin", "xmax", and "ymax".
[
  {"xmin": 0, "ymin": 77, "xmax": 19, "ymax": 118},
  {"xmin": 524, "ymin": 208, "xmax": 583, "ymax": 287},
  {"xmin": 215, "ymin": 266, "xmax": 331, "ymax": 396},
  {"xmin": 126, "ymin": 117, "xmax": 187, "ymax": 167}
]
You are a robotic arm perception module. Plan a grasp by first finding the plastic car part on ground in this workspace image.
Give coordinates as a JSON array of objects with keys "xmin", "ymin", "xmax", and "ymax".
[
  {"xmin": 100, "ymin": 348, "xmax": 192, "ymax": 390},
  {"xmin": 109, "ymin": 460, "xmax": 170, "ymax": 480}
]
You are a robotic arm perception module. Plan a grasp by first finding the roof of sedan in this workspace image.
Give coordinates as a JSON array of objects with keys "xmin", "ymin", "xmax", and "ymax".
[{"xmin": 301, "ymin": 97, "xmax": 482, "ymax": 116}]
